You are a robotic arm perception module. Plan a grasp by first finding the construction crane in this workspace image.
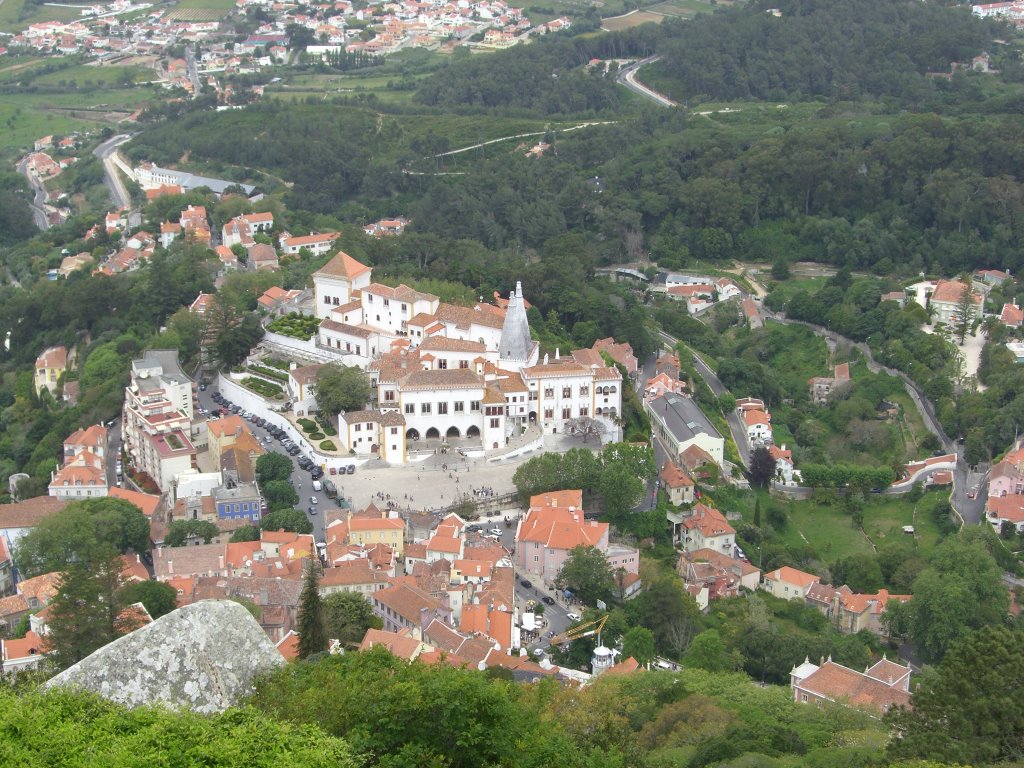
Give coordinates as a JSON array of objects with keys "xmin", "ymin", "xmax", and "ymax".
[{"xmin": 549, "ymin": 614, "xmax": 608, "ymax": 648}]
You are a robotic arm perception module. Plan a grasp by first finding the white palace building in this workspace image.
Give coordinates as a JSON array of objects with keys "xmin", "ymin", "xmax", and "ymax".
[{"xmin": 270, "ymin": 251, "xmax": 625, "ymax": 463}]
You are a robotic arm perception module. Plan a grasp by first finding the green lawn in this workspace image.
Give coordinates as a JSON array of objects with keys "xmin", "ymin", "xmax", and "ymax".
[
  {"xmin": 0, "ymin": 89, "xmax": 154, "ymax": 155},
  {"xmin": 715, "ymin": 488, "xmax": 949, "ymax": 564},
  {"xmin": 32, "ymin": 64, "xmax": 153, "ymax": 87}
]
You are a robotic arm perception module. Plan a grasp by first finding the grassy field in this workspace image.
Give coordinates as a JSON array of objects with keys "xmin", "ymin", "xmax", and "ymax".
[
  {"xmin": 0, "ymin": 88, "xmax": 153, "ymax": 156},
  {"xmin": 0, "ymin": 0, "xmax": 81, "ymax": 32},
  {"xmin": 160, "ymin": 0, "xmax": 237, "ymax": 19},
  {"xmin": 712, "ymin": 487, "xmax": 949, "ymax": 564},
  {"xmin": 601, "ymin": 10, "xmax": 665, "ymax": 30},
  {"xmin": 31, "ymin": 63, "xmax": 153, "ymax": 86}
]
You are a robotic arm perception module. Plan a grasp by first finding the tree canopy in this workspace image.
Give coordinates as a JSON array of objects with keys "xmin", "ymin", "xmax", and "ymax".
[
  {"xmin": 14, "ymin": 498, "xmax": 150, "ymax": 577},
  {"xmin": 314, "ymin": 364, "xmax": 371, "ymax": 417},
  {"xmin": 556, "ymin": 545, "xmax": 614, "ymax": 605}
]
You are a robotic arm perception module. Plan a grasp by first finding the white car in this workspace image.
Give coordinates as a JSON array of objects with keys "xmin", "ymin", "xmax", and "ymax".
[
  {"xmin": 566, "ymin": 612, "xmax": 581, "ymax": 622},
  {"xmin": 488, "ymin": 527, "xmax": 502, "ymax": 536},
  {"xmin": 310, "ymin": 496, "xmax": 318, "ymax": 504}
]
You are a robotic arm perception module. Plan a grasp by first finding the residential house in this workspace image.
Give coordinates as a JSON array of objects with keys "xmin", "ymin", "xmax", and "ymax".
[
  {"xmin": 319, "ymin": 560, "xmax": 391, "ymax": 598},
  {"xmin": 974, "ymin": 268, "xmax": 1011, "ymax": 286},
  {"xmin": 805, "ymin": 583, "xmax": 911, "ymax": 635},
  {"xmin": 346, "ymin": 509, "xmax": 406, "ymax": 556},
  {"xmin": 221, "ymin": 211, "xmax": 273, "ymax": 248},
  {"xmin": 660, "ymin": 461, "xmax": 695, "ymax": 505},
  {"xmin": 928, "ymin": 279, "xmax": 983, "ymax": 325},
  {"xmin": 279, "ymin": 231, "xmax": 340, "ymax": 257},
  {"xmin": 987, "ymin": 494, "xmax": 1024, "ymax": 534},
  {"xmin": 743, "ymin": 408, "xmax": 773, "ymax": 446},
  {"xmin": 646, "ymin": 393, "xmax": 725, "ymax": 468},
  {"xmin": 371, "ymin": 582, "xmax": 451, "ymax": 638},
  {"xmin": 1, "ymin": 631, "xmax": 46, "ymax": 675},
  {"xmin": 286, "ymin": 364, "xmax": 322, "ymax": 416},
  {"xmin": 312, "ymin": 250, "xmax": 373, "ymax": 320},
  {"xmin": 675, "ymin": 503, "xmax": 735, "ymax": 555},
  {"xmin": 34, "ymin": 346, "xmax": 68, "ymax": 395},
  {"xmin": 679, "ymin": 547, "xmax": 760, "ymax": 596},
  {"xmin": 247, "ymin": 243, "xmax": 280, "ymax": 271},
  {"xmin": 1000, "ymin": 302, "xmax": 1024, "ymax": 329},
  {"xmin": 769, "ymin": 444, "xmax": 798, "ymax": 485},
  {"xmin": 762, "ymin": 566, "xmax": 820, "ymax": 600},
  {"xmin": 809, "ymin": 363, "xmax": 851, "ymax": 405},
  {"xmin": 257, "ymin": 286, "xmax": 301, "ymax": 315},
  {"xmin": 514, "ymin": 490, "xmax": 639, "ymax": 585},
  {"xmin": 790, "ymin": 657, "xmax": 911, "ymax": 714}
]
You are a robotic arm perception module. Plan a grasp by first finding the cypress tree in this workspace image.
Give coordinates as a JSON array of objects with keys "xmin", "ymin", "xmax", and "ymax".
[
  {"xmin": 296, "ymin": 561, "xmax": 327, "ymax": 659},
  {"xmin": 754, "ymin": 498, "xmax": 761, "ymax": 528}
]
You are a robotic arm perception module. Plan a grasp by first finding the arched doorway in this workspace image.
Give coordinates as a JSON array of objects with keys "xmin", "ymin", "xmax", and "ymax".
[
  {"xmin": 446, "ymin": 426, "xmax": 460, "ymax": 439},
  {"xmin": 529, "ymin": 411, "xmax": 537, "ymax": 423},
  {"xmin": 371, "ymin": 444, "xmax": 379, "ymax": 454},
  {"xmin": 406, "ymin": 428, "xmax": 420, "ymax": 441},
  {"xmin": 466, "ymin": 425, "xmax": 480, "ymax": 438},
  {"xmin": 426, "ymin": 427, "xmax": 440, "ymax": 440}
]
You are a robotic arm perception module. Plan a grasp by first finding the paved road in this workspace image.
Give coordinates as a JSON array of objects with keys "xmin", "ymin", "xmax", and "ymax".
[
  {"xmin": 16, "ymin": 157, "xmax": 50, "ymax": 230},
  {"xmin": 616, "ymin": 56, "xmax": 677, "ymax": 108},
  {"xmin": 93, "ymin": 133, "xmax": 134, "ymax": 211},
  {"xmin": 763, "ymin": 309, "xmax": 985, "ymax": 524},
  {"xmin": 199, "ymin": 384, "xmax": 329, "ymax": 542},
  {"xmin": 185, "ymin": 45, "xmax": 202, "ymax": 95}
]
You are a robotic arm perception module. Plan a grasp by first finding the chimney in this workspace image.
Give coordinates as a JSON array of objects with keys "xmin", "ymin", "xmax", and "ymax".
[
  {"xmin": 555, "ymin": 348, "xmax": 560, "ymax": 360},
  {"xmin": 219, "ymin": 555, "xmax": 225, "ymax": 570},
  {"xmin": 167, "ymin": 560, "xmax": 173, "ymax": 574},
  {"xmin": 543, "ymin": 353, "xmax": 549, "ymax": 365}
]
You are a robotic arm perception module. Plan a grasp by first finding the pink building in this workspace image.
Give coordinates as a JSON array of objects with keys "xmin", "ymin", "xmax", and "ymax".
[{"xmin": 514, "ymin": 490, "xmax": 639, "ymax": 586}]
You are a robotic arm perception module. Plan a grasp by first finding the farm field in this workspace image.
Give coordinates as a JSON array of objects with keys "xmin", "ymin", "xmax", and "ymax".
[
  {"xmin": 31, "ymin": 63, "xmax": 154, "ymax": 86},
  {"xmin": 601, "ymin": 10, "xmax": 665, "ymax": 30},
  {"xmin": 163, "ymin": 0, "xmax": 236, "ymax": 17},
  {"xmin": 0, "ymin": 0, "xmax": 81, "ymax": 32},
  {"xmin": 0, "ymin": 89, "xmax": 153, "ymax": 155}
]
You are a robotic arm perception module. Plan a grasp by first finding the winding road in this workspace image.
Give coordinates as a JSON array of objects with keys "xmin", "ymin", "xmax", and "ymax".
[
  {"xmin": 93, "ymin": 133, "xmax": 138, "ymax": 220},
  {"xmin": 616, "ymin": 56, "xmax": 677, "ymax": 108},
  {"xmin": 16, "ymin": 157, "xmax": 51, "ymax": 230}
]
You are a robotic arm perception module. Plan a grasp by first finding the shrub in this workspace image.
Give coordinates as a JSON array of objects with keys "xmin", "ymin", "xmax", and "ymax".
[
  {"xmin": 241, "ymin": 377, "xmax": 283, "ymax": 398},
  {"xmin": 319, "ymin": 440, "xmax": 337, "ymax": 451},
  {"xmin": 298, "ymin": 419, "xmax": 318, "ymax": 432},
  {"xmin": 248, "ymin": 364, "xmax": 289, "ymax": 382},
  {"xmin": 310, "ymin": 432, "xmax": 325, "ymax": 440}
]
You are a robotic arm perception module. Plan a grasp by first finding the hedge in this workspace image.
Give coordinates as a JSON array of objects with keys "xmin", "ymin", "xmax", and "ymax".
[
  {"xmin": 241, "ymin": 377, "xmax": 284, "ymax": 398},
  {"xmin": 319, "ymin": 440, "xmax": 337, "ymax": 451},
  {"xmin": 310, "ymin": 432, "xmax": 325, "ymax": 440},
  {"xmin": 248, "ymin": 364, "xmax": 289, "ymax": 383}
]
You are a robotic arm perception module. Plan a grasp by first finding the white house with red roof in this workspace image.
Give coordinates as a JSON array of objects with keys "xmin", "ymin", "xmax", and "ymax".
[
  {"xmin": 762, "ymin": 566, "xmax": 821, "ymax": 600},
  {"xmin": 1001, "ymin": 301, "xmax": 1023, "ymax": 329},
  {"xmin": 677, "ymin": 503, "xmax": 734, "ymax": 555},
  {"xmin": 279, "ymin": 230, "xmax": 339, "ymax": 257}
]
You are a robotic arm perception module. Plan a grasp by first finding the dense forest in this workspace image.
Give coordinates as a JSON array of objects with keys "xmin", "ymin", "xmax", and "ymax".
[{"xmin": 655, "ymin": 0, "xmax": 990, "ymax": 103}]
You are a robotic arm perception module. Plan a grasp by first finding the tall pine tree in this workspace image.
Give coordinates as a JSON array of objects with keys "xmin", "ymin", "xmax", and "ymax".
[{"xmin": 296, "ymin": 561, "xmax": 327, "ymax": 659}]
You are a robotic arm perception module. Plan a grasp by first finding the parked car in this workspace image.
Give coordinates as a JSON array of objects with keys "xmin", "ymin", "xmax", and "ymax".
[
  {"xmin": 566, "ymin": 612, "xmax": 581, "ymax": 622},
  {"xmin": 346, "ymin": 464, "xmax": 355, "ymax": 475},
  {"xmin": 541, "ymin": 596, "xmax": 555, "ymax": 606},
  {"xmin": 488, "ymin": 527, "xmax": 502, "ymax": 536},
  {"xmin": 310, "ymin": 496, "xmax": 318, "ymax": 504},
  {"xmin": 307, "ymin": 506, "xmax": 317, "ymax": 515},
  {"xmin": 311, "ymin": 468, "xmax": 323, "ymax": 480},
  {"xmin": 519, "ymin": 579, "xmax": 533, "ymax": 589}
]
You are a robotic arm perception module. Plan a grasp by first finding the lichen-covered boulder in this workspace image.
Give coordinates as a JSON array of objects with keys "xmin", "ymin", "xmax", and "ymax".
[{"xmin": 43, "ymin": 600, "xmax": 284, "ymax": 713}]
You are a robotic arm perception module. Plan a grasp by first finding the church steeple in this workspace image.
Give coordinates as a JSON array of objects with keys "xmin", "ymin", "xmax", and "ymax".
[{"xmin": 499, "ymin": 281, "xmax": 532, "ymax": 363}]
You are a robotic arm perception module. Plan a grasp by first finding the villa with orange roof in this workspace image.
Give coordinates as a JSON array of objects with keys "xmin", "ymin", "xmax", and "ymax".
[
  {"xmin": 660, "ymin": 460, "xmax": 695, "ymax": 505},
  {"xmin": 515, "ymin": 490, "xmax": 638, "ymax": 585},
  {"xmin": 743, "ymin": 407, "xmax": 772, "ymax": 446},
  {"xmin": 346, "ymin": 510, "xmax": 406, "ymax": 556},
  {"xmin": 280, "ymin": 230, "xmax": 340, "ymax": 257},
  {"xmin": 677, "ymin": 503, "xmax": 735, "ymax": 555},
  {"xmin": 928, "ymin": 278, "xmax": 983, "ymax": 325},
  {"xmin": 762, "ymin": 566, "xmax": 821, "ymax": 600},
  {"xmin": 34, "ymin": 345, "xmax": 68, "ymax": 395},
  {"xmin": 48, "ymin": 423, "xmax": 109, "ymax": 501},
  {"xmin": 791, "ymin": 656, "xmax": 911, "ymax": 714}
]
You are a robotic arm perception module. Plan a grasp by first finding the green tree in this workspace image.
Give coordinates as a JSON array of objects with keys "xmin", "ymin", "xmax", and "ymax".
[
  {"xmin": 620, "ymin": 625, "xmax": 655, "ymax": 667},
  {"xmin": 597, "ymin": 462, "xmax": 643, "ymax": 524},
  {"xmin": 887, "ymin": 626, "xmax": 1024, "ymax": 765},
  {"xmin": 753, "ymin": 498, "xmax": 761, "ymax": 528},
  {"xmin": 163, "ymin": 519, "xmax": 219, "ymax": 547},
  {"xmin": 230, "ymin": 525, "xmax": 261, "ymax": 543},
  {"xmin": 831, "ymin": 554, "xmax": 884, "ymax": 592},
  {"xmin": 118, "ymin": 580, "xmax": 178, "ymax": 619},
  {"xmin": 14, "ymin": 498, "xmax": 150, "ymax": 577},
  {"xmin": 256, "ymin": 452, "xmax": 294, "ymax": 483},
  {"xmin": 748, "ymin": 446, "xmax": 777, "ymax": 488},
  {"xmin": 44, "ymin": 551, "xmax": 143, "ymax": 671},
  {"xmin": 0, "ymin": 688, "xmax": 358, "ymax": 767},
  {"xmin": 314, "ymin": 364, "xmax": 371, "ymax": 417},
  {"xmin": 263, "ymin": 480, "xmax": 299, "ymax": 511},
  {"xmin": 909, "ymin": 533, "xmax": 1009, "ymax": 663},
  {"xmin": 632, "ymin": 576, "xmax": 702, "ymax": 659},
  {"xmin": 771, "ymin": 258, "xmax": 791, "ymax": 281},
  {"xmin": 683, "ymin": 629, "xmax": 735, "ymax": 672},
  {"xmin": 322, "ymin": 591, "xmax": 382, "ymax": 648},
  {"xmin": 297, "ymin": 563, "xmax": 327, "ymax": 659},
  {"xmin": 556, "ymin": 546, "xmax": 614, "ymax": 605},
  {"xmin": 260, "ymin": 508, "xmax": 313, "ymax": 535}
]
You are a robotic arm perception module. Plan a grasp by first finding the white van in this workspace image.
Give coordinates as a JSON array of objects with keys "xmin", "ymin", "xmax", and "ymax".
[{"xmin": 312, "ymin": 479, "xmax": 322, "ymax": 492}]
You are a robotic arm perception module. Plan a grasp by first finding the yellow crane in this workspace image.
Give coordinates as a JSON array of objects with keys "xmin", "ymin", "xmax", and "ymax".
[{"xmin": 549, "ymin": 614, "xmax": 608, "ymax": 647}]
